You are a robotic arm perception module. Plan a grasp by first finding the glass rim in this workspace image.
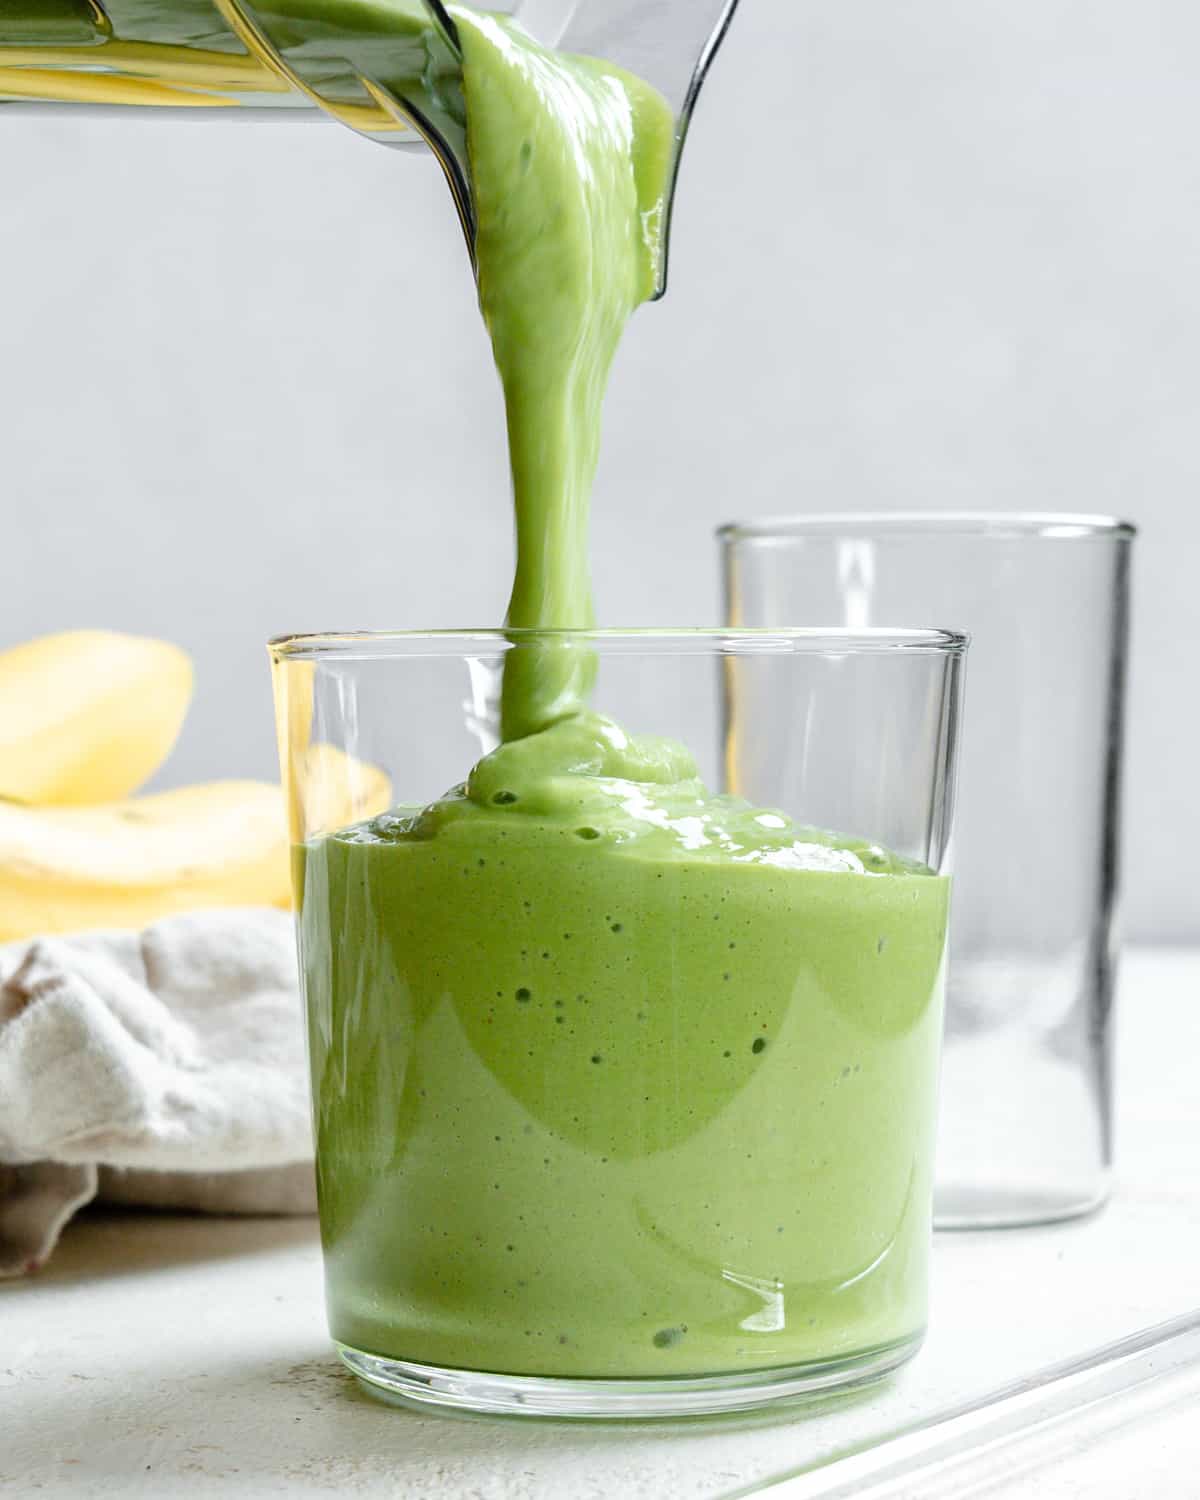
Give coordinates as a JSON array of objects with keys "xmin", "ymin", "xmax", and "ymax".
[
  {"xmin": 716, "ymin": 510, "xmax": 1138, "ymax": 543},
  {"xmin": 268, "ymin": 625, "xmax": 968, "ymax": 662}
]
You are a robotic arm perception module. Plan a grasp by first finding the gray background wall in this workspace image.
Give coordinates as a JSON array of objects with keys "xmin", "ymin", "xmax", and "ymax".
[{"xmin": 2, "ymin": 0, "xmax": 1196, "ymax": 940}]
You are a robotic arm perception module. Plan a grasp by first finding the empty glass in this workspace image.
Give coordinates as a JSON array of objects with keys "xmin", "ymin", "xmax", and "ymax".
[
  {"xmin": 719, "ymin": 514, "xmax": 1135, "ymax": 1229},
  {"xmin": 270, "ymin": 626, "xmax": 964, "ymax": 1416}
]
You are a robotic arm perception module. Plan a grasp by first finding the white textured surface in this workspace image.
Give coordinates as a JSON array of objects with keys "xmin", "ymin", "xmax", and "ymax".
[
  {"xmin": 2, "ymin": 948, "xmax": 1197, "ymax": 1499},
  {"xmin": 0, "ymin": 907, "xmax": 311, "ymax": 1279}
]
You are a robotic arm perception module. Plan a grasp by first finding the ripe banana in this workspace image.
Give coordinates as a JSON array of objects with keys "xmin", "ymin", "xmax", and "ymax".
[
  {"xmin": 0, "ymin": 631, "xmax": 193, "ymax": 805},
  {"xmin": 0, "ymin": 751, "xmax": 390, "ymax": 943}
]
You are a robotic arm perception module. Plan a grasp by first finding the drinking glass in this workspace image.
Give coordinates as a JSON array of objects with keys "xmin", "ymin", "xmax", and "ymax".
[
  {"xmin": 719, "ymin": 514, "xmax": 1135, "ymax": 1229},
  {"xmin": 270, "ymin": 626, "xmax": 965, "ymax": 1416}
]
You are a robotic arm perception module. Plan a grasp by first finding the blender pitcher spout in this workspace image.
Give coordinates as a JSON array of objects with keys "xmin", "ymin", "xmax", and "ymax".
[
  {"xmin": 215, "ymin": 0, "xmax": 740, "ymax": 291},
  {"xmin": 0, "ymin": 0, "xmax": 739, "ymax": 292},
  {"xmin": 553, "ymin": 0, "xmax": 742, "ymax": 295}
]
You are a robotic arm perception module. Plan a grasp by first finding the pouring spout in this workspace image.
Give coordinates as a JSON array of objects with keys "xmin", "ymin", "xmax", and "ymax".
[
  {"xmin": 214, "ymin": 0, "xmax": 740, "ymax": 295},
  {"xmin": 554, "ymin": 0, "xmax": 741, "ymax": 296}
]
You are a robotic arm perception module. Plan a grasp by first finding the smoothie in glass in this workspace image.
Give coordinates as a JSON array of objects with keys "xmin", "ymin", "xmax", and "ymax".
[
  {"xmin": 281, "ymin": 2, "xmax": 954, "ymax": 1408},
  {"xmin": 299, "ymin": 715, "xmax": 949, "ymax": 1378}
]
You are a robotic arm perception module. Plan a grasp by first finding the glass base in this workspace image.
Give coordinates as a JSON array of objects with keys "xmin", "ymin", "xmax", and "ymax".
[
  {"xmin": 935, "ymin": 1179, "xmax": 1110, "ymax": 1231},
  {"xmin": 338, "ymin": 1332, "xmax": 924, "ymax": 1418}
]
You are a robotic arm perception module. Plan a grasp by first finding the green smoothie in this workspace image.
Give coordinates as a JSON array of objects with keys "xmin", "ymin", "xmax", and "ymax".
[
  {"xmin": 455, "ymin": 6, "xmax": 672, "ymax": 739},
  {"xmin": 300, "ymin": 716, "xmax": 948, "ymax": 1376},
  {"xmin": 292, "ymin": 7, "xmax": 949, "ymax": 1382}
]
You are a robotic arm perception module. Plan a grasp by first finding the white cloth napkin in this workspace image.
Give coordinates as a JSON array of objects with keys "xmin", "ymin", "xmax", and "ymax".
[{"xmin": 0, "ymin": 909, "xmax": 316, "ymax": 1277}]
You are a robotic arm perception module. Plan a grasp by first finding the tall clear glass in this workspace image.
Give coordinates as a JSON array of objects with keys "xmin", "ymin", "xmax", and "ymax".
[
  {"xmin": 719, "ymin": 514, "xmax": 1135, "ymax": 1230},
  {"xmin": 269, "ymin": 627, "xmax": 965, "ymax": 1417}
]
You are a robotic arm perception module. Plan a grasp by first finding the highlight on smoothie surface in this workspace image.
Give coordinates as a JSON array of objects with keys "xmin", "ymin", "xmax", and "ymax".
[{"xmin": 335, "ymin": 710, "xmax": 932, "ymax": 876}]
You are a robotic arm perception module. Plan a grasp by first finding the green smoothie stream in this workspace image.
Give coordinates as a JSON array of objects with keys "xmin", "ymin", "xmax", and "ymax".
[{"xmin": 298, "ymin": 6, "xmax": 949, "ymax": 1380}]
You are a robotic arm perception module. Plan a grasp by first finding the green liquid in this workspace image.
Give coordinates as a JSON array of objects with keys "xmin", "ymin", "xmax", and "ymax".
[
  {"xmin": 302, "ymin": 701, "xmax": 948, "ymax": 1373},
  {"xmin": 458, "ymin": 7, "xmax": 673, "ymax": 737},
  {"xmin": 296, "ymin": 5, "xmax": 948, "ymax": 1380},
  {"xmin": 302, "ymin": 793, "xmax": 948, "ymax": 1376}
]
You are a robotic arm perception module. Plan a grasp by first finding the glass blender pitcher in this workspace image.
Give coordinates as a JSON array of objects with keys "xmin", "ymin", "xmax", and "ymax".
[{"xmin": 0, "ymin": 0, "xmax": 739, "ymax": 287}]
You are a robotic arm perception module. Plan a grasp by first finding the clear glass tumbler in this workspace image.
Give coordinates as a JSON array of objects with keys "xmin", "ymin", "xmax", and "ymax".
[
  {"xmin": 719, "ymin": 514, "xmax": 1135, "ymax": 1229},
  {"xmin": 269, "ymin": 627, "xmax": 965, "ymax": 1417}
]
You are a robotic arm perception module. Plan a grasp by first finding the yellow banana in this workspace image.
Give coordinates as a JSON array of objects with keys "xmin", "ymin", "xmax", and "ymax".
[
  {"xmin": 0, "ymin": 751, "xmax": 390, "ymax": 944},
  {"xmin": 0, "ymin": 631, "xmax": 193, "ymax": 805},
  {"xmin": 292, "ymin": 741, "xmax": 392, "ymax": 843}
]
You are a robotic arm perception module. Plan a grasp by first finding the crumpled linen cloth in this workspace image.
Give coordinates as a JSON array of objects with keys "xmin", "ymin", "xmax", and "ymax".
[{"xmin": 0, "ymin": 908, "xmax": 316, "ymax": 1277}]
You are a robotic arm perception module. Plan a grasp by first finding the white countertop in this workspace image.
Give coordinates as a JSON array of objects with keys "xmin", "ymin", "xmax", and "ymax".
[{"xmin": 4, "ymin": 949, "xmax": 1198, "ymax": 1499}]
